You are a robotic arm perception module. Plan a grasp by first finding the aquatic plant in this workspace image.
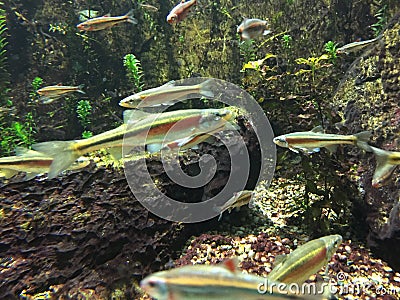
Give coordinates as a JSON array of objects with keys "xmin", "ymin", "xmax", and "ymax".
[
  {"xmin": 324, "ymin": 41, "xmax": 338, "ymax": 63},
  {"xmin": 295, "ymin": 54, "xmax": 331, "ymax": 84},
  {"xmin": 76, "ymin": 99, "xmax": 92, "ymax": 138},
  {"xmin": 49, "ymin": 23, "xmax": 68, "ymax": 35},
  {"xmin": 371, "ymin": 1, "xmax": 387, "ymax": 36},
  {"xmin": 123, "ymin": 53, "xmax": 144, "ymax": 93},
  {"xmin": 29, "ymin": 77, "xmax": 43, "ymax": 101},
  {"xmin": 0, "ymin": 1, "xmax": 9, "ymax": 104},
  {"xmin": 281, "ymin": 34, "xmax": 292, "ymax": 49},
  {"xmin": 0, "ymin": 112, "xmax": 36, "ymax": 155},
  {"xmin": 239, "ymin": 40, "xmax": 256, "ymax": 63}
]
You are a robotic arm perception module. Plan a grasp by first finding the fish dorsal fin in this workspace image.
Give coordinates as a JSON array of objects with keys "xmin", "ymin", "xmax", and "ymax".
[
  {"xmin": 123, "ymin": 109, "xmax": 152, "ymax": 124},
  {"xmin": 310, "ymin": 125, "xmax": 324, "ymax": 133},
  {"xmin": 222, "ymin": 258, "xmax": 239, "ymax": 273},
  {"xmin": 273, "ymin": 254, "xmax": 287, "ymax": 266},
  {"xmin": 160, "ymin": 80, "xmax": 176, "ymax": 88},
  {"xmin": 15, "ymin": 147, "xmax": 47, "ymax": 157}
]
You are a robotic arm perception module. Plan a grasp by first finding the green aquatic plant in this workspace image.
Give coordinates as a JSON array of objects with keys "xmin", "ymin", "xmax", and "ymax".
[
  {"xmin": 76, "ymin": 100, "xmax": 92, "ymax": 138},
  {"xmin": 295, "ymin": 54, "xmax": 331, "ymax": 84},
  {"xmin": 0, "ymin": 112, "xmax": 36, "ymax": 155},
  {"xmin": 123, "ymin": 53, "xmax": 144, "ymax": 93},
  {"xmin": 281, "ymin": 34, "xmax": 292, "ymax": 49},
  {"xmin": 371, "ymin": 2, "xmax": 387, "ymax": 36},
  {"xmin": 324, "ymin": 41, "xmax": 338, "ymax": 63},
  {"xmin": 29, "ymin": 77, "xmax": 43, "ymax": 101},
  {"xmin": 239, "ymin": 39, "xmax": 256, "ymax": 63},
  {"xmin": 49, "ymin": 23, "xmax": 68, "ymax": 35}
]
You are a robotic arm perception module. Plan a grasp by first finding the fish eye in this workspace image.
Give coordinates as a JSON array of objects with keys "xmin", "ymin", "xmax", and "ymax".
[{"xmin": 148, "ymin": 281, "xmax": 157, "ymax": 288}]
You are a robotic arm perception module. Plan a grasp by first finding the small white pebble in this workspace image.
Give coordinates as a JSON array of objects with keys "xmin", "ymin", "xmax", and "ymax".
[
  {"xmin": 344, "ymin": 245, "xmax": 351, "ymax": 254},
  {"xmin": 382, "ymin": 266, "xmax": 393, "ymax": 272}
]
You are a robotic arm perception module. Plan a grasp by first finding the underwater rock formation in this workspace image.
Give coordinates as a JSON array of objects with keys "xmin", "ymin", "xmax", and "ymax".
[
  {"xmin": 331, "ymin": 13, "xmax": 400, "ymax": 268},
  {"xmin": 0, "ymin": 116, "xmax": 260, "ymax": 298}
]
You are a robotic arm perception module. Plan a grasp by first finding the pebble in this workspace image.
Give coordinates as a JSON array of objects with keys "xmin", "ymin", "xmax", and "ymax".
[
  {"xmin": 393, "ymin": 276, "xmax": 400, "ymax": 282},
  {"xmin": 344, "ymin": 245, "xmax": 352, "ymax": 254},
  {"xmin": 248, "ymin": 250, "xmax": 255, "ymax": 259},
  {"xmin": 261, "ymin": 256, "xmax": 267, "ymax": 262},
  {"xmin": 383, "ymin": 266, "xmax": 393, "ymax": 272}
]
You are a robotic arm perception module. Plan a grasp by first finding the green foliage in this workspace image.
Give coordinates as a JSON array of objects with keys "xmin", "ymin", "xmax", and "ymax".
[
  {"xmin": 81, "ymin": 130, "xmax": 93, "ymax": 139},
  {"xmin": 371, "ymin": 2, "xmax": 387, "ymax": 36},
  {"xmin": 295, "ymin": 54, "xmax": 331, "ymax": 83},
  {"xmin": 281, "ymin": 34, "xmax": 292, "ymax": 49},
  {"xmin": 324, "ymin": 41, "xmax": 338, "ymax": 63},
  {"xmin": 49, "ymin": 23, "xmax": 67, "ymax": 35},
  {"xmin": 29, "ymin": 77, "xmax": 43, "ymax": 101},
  {"xmin": 0, "ymin": 112, "xmax": 36, "ymax": 155},
  {"xmin": 76, "ymin": 100, "xmax": 92, "ymax": 138},
  {"xmin": 239, "ymin": 39, "xmax": 256, "ymax": 63},
  {"xmin": 123, "ymin": 53, "xmax": 144, "ymax": 93}
]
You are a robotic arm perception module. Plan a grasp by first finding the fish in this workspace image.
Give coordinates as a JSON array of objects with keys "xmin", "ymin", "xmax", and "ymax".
[
  {"xmin": 139, "ymin": 4, "xmax": 159, "ymax": 12},
  {"xmin": 237, "ymin": 18, "xmax": 271, "ymax": 41},
  {"xmin": 36, "ymin": 84, "xmax": 85, "ymax": 104},
  {"xmin": 370, "ymin": 146, "xmax": 400, "ymax": 188},
  {"xmin": 0, "ymin": 148, "xmax": 89, "ymax": 181},
  {"xmin": 267, "ymin": 235, "xmax": 342, "ymax": 284},
  {"xmin": 77, "ymin": 9, "xmax": 100, "ymax": 22},
  {"xmin": 215, "ymin": 190, "xmax": 254, "ymax": 221},
  {"xmin": 32, "ymin": 108, "xmax": 234, "ymax": 179},
  {"xmin": 167, "ymin": 0, "xmax": 197, "ymax": 24},
  {"xmin": 119, "ymin": 79, "xmax": 214, "ymax": 108},
  {"xmin": 273, "ymin": 126, "xmax": 372, "ymax": 154},
  {"xmin": 140, "ymin": 258, "xmax": 333, "ymax": 300},
  {"xmin": 76, "ymin": 9, "xmax": 138, "ymax": 31},
  {"xmin": 336, "ymin": 35, "xmax": 382, "ymax": 55},
  {"xmin": 146, "ymin": 119, "xmax": 239, "ymax": 153}
]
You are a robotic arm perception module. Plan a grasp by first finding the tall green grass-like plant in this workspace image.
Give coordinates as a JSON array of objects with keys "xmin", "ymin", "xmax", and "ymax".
[
  {"xmin": 123, "ymin": 53, "xmax": 144, "ymax": 93},
  {"xmin": 0, "ymin": 2, "xmax": 9, "ymax": 103}
]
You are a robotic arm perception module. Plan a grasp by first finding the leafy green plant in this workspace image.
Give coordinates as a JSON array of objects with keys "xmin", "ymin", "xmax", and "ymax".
[
  {"xmin": 371, "ymin": 2, "xmax": 387, "ymax": 36},
  {"xmin": 0, "ymin": 112, "xmax": 36, "ymax": 155},
  {"xmin": 29, "ymin": 77, "xmax": 43, "ymax": 101},
  {"xmin": 239, "ymin": 39, "xmax": 256, "ymax": 63},
  {"xmin": 324, "ymin": 41, "xmax": 338, "ymax": 63},
  {"xmin": 123, "ymin": 53, "xmax": 144, "ymax": 93},
  {"xmin": 76, "ymin": 100, "xmax": 92, "ymax": 138},
  {"xmin": 49, "ymin": 23, "xmax": 68, "ymax": 35},
  {"xmin": 281, "ymin": 34, "xmax": 292, "ymax": 49},
  {"xmin": 295, "ymin": 54, "xmax": 331, "ymax": 84}
]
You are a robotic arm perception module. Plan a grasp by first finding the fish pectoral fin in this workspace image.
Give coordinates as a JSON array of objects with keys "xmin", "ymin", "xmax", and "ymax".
[
  {"xmin": 147, "ymin": 143, "xmax": 164, "ymax": 153},
  {"xmin": 273, "ymin": 254, "xmax": 287, "ymax": 266},
  {"xmin": 310, "ymin": 125, "xmax": 324, "ymax": 133},
  {"xmin": 325, "ymin": 144, "xmax": 338, "ymax": 153},
  {"xmin": 24, "ymin": 172, "xmax": 40, "ymax": 181},
  {"xmin": 288, "ymin": 147, "xmax": 300, "ymax": 153},
  {"xmin": 263, "ymin": 29, "xmax": 272, "ymax": 35},
  {"xmin": 108, "ymin": 147, "xmax": 123, "ymax": 160},
  {"xmin": 0, "ymin": 168, "xmax": 19, "ymax": 179}
]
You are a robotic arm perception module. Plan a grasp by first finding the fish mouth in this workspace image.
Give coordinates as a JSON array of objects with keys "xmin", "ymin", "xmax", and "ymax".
[{"xmin": 119, "ymin": 100, "xmax": 130, "ymax": 108}]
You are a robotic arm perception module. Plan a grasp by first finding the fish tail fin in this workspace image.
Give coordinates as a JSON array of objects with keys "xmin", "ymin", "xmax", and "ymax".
[
  {"xmin": 77, "ymin": 84, "xmax": 85, "ymax": 94},
  {"xmin": 125, "ymin": 9, "xmax": 138, "ymax": 24},
  {"xmin": 32, "ymin": 141, "xmax": 79, "ymax": 179},
  {"xmin": 370, "ymin": 146, "xmax": 396, "ymax": 187},
  {"xmin": 199, "ymin": 79, "xmax": 214, "ymax": 99},
  {"xmin": 354, "ymin": 131, "xmax": 372, "ymax": 152}
]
